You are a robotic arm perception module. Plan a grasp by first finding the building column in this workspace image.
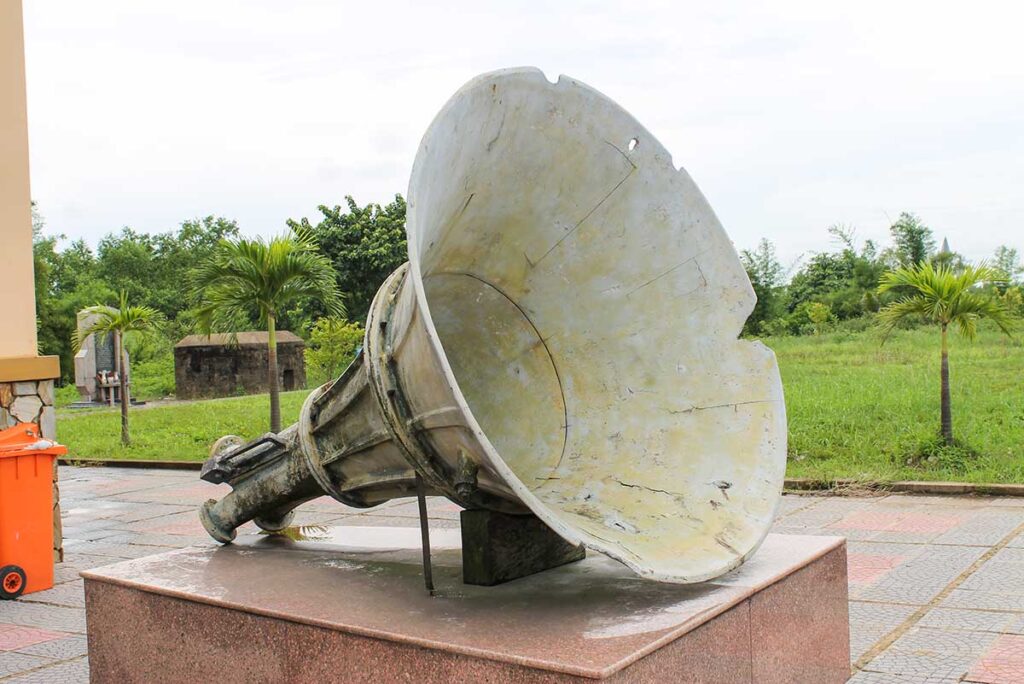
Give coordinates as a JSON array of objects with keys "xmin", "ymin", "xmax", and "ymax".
[{"xmin": 1, "ymin": 0, "xmax": 63, "ymax": 561}]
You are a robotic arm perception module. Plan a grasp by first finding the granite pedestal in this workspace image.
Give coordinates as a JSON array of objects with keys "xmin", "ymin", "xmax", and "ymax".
[{"xmin": 82, "ymin": 528, "xmax": 849, "ymax": 683}]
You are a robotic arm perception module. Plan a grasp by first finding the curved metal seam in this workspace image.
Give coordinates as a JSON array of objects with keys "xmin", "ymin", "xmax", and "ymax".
[
  {"xmin": 297, "ymin": 383, "xmax": 361, "ymax": 507},
  {"xmin": 363, "ymin": 266, "xmax": 456, "ymax": 499},
  {"xmin": 434, "ymin": 270, "xmax": 570, "ymax": 478}
]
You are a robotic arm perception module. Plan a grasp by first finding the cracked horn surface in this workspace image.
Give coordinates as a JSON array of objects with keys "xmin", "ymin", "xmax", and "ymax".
[{"xmin": 405, "ymin": 68, "xmax": 787, "ymax": 583}]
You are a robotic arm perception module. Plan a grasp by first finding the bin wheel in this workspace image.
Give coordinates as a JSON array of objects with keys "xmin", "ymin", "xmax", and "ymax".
[{"xmin": 0, "ymin": 565, "xmax": 26, "ymax": 600}]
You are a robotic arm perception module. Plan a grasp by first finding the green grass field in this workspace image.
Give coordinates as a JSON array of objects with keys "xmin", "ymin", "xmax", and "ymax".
[
  {"xmin": 59, "ymin": 391, "xmax": 308, "ymax": 463},
  {"xmin": 778, "ymin": 324, "xmax": 1023, "ymax": 483},
  {"xmin": 56, "ymin": 325, "xmax": 1024, "ymax": 482}
]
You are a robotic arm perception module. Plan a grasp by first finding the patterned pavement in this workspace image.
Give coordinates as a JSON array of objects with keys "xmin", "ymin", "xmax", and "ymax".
[{"xmin": 1, "ymin": 466, "xmax": 1023, "ymax": 683}]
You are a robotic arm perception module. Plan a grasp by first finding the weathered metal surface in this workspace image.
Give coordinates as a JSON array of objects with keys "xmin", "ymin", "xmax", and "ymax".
[
  {"xmin": 461, "ymin": 510, "xmax": 585, "ymax": 586},
  {"xmin": 199, "ymin": 67, "xmax": 786, "ymax": 584}
]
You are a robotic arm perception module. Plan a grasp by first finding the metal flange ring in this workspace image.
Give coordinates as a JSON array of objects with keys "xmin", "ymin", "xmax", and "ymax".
[{"xmin": 297, "ymin": 381, "xmax": 362, "ymax": 507}]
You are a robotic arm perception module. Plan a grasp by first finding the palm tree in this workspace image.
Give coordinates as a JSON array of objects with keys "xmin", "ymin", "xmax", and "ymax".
[
  {"xmin": 73, "ymin": 291, "xmax": 165, "ymax": 446},
  {"xmin": 877, "ymin": 262, "xmax": 1016, "ymax": 446},
  {"xmin": 191, "ymin": 229, "xmax": 344, "ymax": 432}
]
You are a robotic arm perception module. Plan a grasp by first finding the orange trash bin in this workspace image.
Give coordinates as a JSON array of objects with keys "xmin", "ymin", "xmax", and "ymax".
[{"xmin": 0, "ymin": 423, "xmax": 66, "ymax": 600}]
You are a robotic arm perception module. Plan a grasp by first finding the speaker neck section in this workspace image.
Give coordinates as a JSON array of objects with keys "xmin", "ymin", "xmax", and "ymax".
[
  {"xmin": 362, "ymin": 263, "xmax": 525, "ymax": 513},
  {"xmin": 199, "ymin": 263, "xmax": 527, "ymax": 544},
  {"xmin": 363, "ymin": 264, "xmax": 457, "ymax": 500}
]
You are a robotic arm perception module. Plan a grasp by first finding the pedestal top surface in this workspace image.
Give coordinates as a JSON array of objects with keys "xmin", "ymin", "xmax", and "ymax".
[{"xmin": 82, "ymin": 529, "xmax": 842, "ymax": 678}]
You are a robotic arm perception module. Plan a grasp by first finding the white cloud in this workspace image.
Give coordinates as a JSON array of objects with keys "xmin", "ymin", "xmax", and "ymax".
[{"xmin": 23, "ymin": 0, "xmax": 1024, "ymax": 265}]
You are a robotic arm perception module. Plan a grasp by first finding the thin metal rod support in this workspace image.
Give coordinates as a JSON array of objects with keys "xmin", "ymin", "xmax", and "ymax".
[{"xmin": 414, "ymin": 472, "xmax": 435, "ymax": 595}]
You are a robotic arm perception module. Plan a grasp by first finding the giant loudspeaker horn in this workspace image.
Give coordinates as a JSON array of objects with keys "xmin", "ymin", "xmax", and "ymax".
[{"xmin": 199, "ymin": 67, "xmax": 786, "ymax": 583}]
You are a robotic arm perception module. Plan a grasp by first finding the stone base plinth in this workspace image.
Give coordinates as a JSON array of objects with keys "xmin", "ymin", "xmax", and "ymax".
[{"xmin": 82, "ymin": 528, "xmax": 849, "ymax": 683}]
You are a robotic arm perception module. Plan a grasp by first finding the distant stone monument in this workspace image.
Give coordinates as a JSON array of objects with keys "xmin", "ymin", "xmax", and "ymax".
[
  {"xmin": 73, "ymin": 310, "xmax": 130, "ymax": 406},
  {"xmin": 173, "ymin": 331, "xmax": 305, "ymax": 400}
]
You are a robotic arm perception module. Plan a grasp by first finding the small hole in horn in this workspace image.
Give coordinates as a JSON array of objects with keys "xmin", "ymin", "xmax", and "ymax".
[{"xmin": 628, "ymin": 137, "xmax": 639, "ymax": 152}]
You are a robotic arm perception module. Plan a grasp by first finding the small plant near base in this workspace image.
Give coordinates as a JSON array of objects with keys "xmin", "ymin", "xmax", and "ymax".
[{"xmin": 901, "ymin": 436, "xmax": 981, "ymax": 474}]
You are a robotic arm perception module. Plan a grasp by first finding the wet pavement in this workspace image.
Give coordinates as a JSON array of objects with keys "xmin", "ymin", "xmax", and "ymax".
[{"xmin": 1, "ymin": 466, "xmax": 1023, "ymax": 683}]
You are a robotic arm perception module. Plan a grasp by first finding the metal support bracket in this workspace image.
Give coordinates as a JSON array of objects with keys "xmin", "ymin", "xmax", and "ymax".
[{"xmin": 414, "ymin": 472, "xmax": 435, "ymax": 595}]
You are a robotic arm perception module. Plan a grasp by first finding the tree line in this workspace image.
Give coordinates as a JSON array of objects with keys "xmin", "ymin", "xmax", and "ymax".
[
  {"xmin": 33, "ymin": 201, "xmax": 1022, "ymax": 387},
  {"xmin": 32, "ymin": 196, "xmax": 408, "ymax": 385},
  {"xmin": 33, "ymin": 201, "xmax": 1020, "ymax": 450},
  {"xmin": 740, "ymin": 212, "xmax": 1024, "ymax": 337}
]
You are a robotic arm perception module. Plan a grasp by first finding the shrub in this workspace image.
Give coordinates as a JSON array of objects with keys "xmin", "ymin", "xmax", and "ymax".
[
  {"xmin": 305, "ymin": 318, "xmax": 364, "ymax": 387},
  {"xmin": 54, "ymin": 384, "xmax": 80, "ymax": 408},
  {"xmin": 760, "ymin": 318, "xmax": 791, "ymax": 338},
  {"xmin": 131, "ymin": 354, "xmax": 176, "ymax": 400},
  {"xmin": 832, "ymin": 315, "xmax": 875, "ymax": 333},
  {"xmin": 806, "ymin": 302, "xmax": 833, "ymax": 335},
  {"xmin": 897, "ymin": 436, "xmax": 981, "ymax": 474},
  {"xmin": 1002, "ymin": 286, "xmax": 1024, "ymax": 316}
]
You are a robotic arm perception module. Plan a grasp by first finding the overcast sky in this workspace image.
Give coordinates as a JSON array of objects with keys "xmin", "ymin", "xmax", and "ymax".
[{"xmin": 22, "ymin": 1, "xmax": 1024, "ymax": 268}]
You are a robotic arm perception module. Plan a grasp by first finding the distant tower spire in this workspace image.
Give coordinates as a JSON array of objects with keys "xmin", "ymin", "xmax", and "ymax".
[{"xmin": 939, "ymin": 237, "xmax": 950, "ymax": 254}]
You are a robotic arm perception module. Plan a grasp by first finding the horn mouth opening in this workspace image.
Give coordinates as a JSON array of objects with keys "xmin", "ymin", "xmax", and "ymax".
[{"xmin": 403, "ymin": 68, "xmax": 787, "ymax": 583}]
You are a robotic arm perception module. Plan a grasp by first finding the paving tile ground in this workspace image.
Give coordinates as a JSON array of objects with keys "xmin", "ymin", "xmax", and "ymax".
[{"xmin": 1, "ymin": 467, "xmax": 1023, "ymax": 683}]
